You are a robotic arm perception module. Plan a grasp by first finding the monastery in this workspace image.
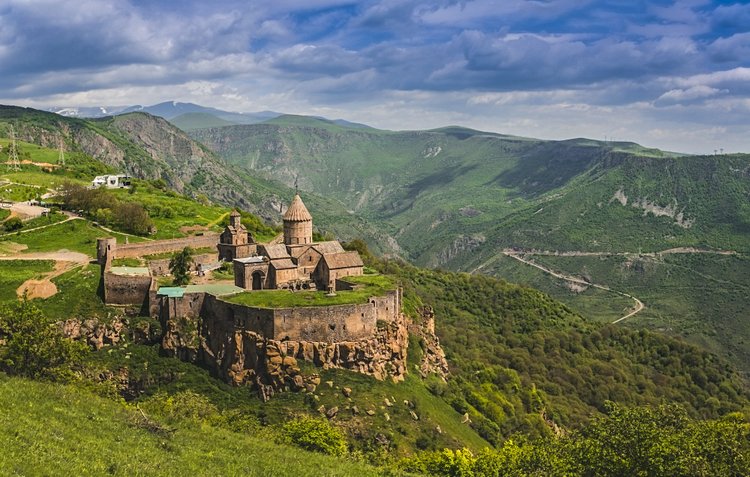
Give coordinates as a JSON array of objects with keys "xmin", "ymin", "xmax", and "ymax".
[
  {"xmin": 220, "ymin": 193, "xmax": 364, "ymax": 293},
  {"xmin": 96, "ymin": 193, "xmax": 409, "ymax": 397}
]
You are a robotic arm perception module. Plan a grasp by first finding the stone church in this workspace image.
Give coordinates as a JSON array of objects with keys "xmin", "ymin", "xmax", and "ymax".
[{"xmin": 220, "ymin": 193, "xmax": 364, "ymax": 292}]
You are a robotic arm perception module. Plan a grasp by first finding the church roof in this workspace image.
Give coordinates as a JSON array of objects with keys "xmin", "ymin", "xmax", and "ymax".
[
  {"xmin": 263, "ymin": 243, "xmax": 292, "ymax": 260},
  {"xmin": 322, "ymin": 251, "xmax": 364, "ymax": 270},
  {"xmin": 312, "ymin": 241, "xmax": 345, "ymax": 255},
  {"xmin": 270, "ymin": 258, "xmax": 297, "ymax": 270},
  {"xmin": 230, "ymin": 209, "xmax": 241, "ymax": 217},
  {"xmin": 283, "ymin": 194, "xmax": 312, "ymax": 222}
]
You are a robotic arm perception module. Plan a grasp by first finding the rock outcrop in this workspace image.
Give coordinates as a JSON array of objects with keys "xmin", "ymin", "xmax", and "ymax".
[
  {"xmin": 60, "ymin": 316, "xmax": 160, "ymax": 350},
  {"xmin": 161, "ymin": 308, "xmax": 410, "ymax": 401},
  {"xmin": 410, "ymin": 307, "xmax": 450, "ymax": 380}
]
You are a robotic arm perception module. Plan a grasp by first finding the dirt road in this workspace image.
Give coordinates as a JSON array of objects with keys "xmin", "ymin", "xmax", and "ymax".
[
  {"xmin": 0, "ymin": 251, "xmax": 92, "ymax": 299},
  {"xmin": 501, "ymin": 251, "xmax": 645, "ymax": 324}
]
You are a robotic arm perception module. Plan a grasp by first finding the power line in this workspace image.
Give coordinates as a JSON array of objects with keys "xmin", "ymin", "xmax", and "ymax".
[{"xmin": 7, "ymin": 124, "xmax": 20, "ymax": 171}]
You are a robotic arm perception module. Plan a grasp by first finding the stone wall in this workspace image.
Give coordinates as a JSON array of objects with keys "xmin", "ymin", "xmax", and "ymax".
[
  {"xmin": 114, "ymin": 234, "xmax": 220, "ymax": 259},
  {"xmin": 148, "ymin": 253, "xmax": 218, "ymax": 276},
  {"xmin": 273, "ymin": 303, "xmax": 377, "ymax": 342},
  {"xmin": 103, "ymin": 272, "xmax": 153, "ymax": 307},
  {"xmin": 159, "ymin": 288, "xmax": 407, "ymax": 399}
]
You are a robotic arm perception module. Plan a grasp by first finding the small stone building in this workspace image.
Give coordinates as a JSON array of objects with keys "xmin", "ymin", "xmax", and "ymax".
[
  {"xmin": 218, "ymin": 210, "xmax": 257, "ymax": 261},
  {"xmin": 232, "ymin": 193, "xmax": 363, "ymax": 290}
]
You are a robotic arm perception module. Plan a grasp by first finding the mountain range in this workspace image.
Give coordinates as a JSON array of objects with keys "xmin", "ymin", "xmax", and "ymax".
[
  {"xmin": 2, "ymin": 102, "xmax": 750, "ymax": 474},
  {"xmin": 47, "ymin": 100, "xmax": 371, "ymax": 131},
  {"xmin": 6, "ymin": 102, "xmax": 750, "ymax": 372}
]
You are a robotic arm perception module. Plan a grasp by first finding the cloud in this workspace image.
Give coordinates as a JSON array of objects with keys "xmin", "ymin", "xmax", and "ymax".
[{"xmin": 0, "ymin": 0, "xmax": 748, "ymax": 153}]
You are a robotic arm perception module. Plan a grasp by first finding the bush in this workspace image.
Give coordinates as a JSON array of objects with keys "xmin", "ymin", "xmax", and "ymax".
[
  {"xmin": 3, "ymin": 216, "xmax": 23, "ymax": 232},
  {"xmin": 0, "ymin": 298, "xmax": 87, "ymax": 380},
  {"xmin": 140, "ymin": 390, "xmax": 221, "ymax": 425},
  {"xmin": 280, "ymin": 416, "xmax": 349, "ymax": 456}
]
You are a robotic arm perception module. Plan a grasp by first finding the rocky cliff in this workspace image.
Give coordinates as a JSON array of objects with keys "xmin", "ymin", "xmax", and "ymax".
[
  {"xmin": 0, "ymin": 106, "xmax": 283, "ymax": 221},
  {"xmin": 161, "ymin": 306, "xmax": 411, "ymax": 401}
]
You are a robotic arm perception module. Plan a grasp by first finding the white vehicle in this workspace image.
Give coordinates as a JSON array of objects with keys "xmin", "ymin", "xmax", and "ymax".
[{"xmin": 91, "ymin": 174, "xmax": 132, "ymax": 189}]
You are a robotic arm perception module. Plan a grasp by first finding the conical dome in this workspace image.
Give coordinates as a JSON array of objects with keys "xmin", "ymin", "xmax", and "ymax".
[
  {"xmin": 283, "ymin": 194, "xmax": 312, "ymax": 222},
  {"xmin": 283, "ymin": 194, "xmax": 313, "ymax": 245}
]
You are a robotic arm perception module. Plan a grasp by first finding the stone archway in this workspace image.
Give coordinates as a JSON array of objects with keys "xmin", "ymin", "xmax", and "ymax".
[{"xmin": 252, "ymin": 271, "xmax": 264, "ymax": 290}]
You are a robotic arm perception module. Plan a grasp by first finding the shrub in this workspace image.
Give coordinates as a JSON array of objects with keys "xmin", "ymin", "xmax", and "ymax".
[
  {"xmin": 141, "ymin": 390, "xmax": 221, "ymax": 425},
  {"xmin": 0, "ymin": 298, "xmax": 87, "ymax": 380},
  {"xmin": 3, "ymin": 216, "xmax": 23, "ymax": 232},
  {"xmin": 280, "ymin": 416, "xmax": 349, "ymax": 456}
]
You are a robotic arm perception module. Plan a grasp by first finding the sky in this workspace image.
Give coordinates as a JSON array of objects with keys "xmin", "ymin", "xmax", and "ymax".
[{"xmin": 1, "ymin": 0, "xmax": 749, "ymax": 154}]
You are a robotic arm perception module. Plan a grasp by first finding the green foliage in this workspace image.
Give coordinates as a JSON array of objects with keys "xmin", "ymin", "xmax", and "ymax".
[
  {"xmin": 281, "ymin": 415, "xmax": 349, "ymax": 456},
  {"xmin": 3, "ymin": 216, "xmax": 22, "ymax": 231},
  {"xmin": 399, "ymin": 403, "xmax": 750, "ymax": 476},
  {"xmin": 140, "ymin": 390, "xmax": 222, "ymax": 425},
  {"xmin": 0, "ymin": 375, "xmax": 401, "ymax": 476},
  {"xmin": 59, "ymin": 181, "xmax": 153, "ymax": 235},
  {"xmin": 169, "ymin": 247, "xmax": 194, "ymax": 286},
  {"xmin": 0, "ymin": 298, "xmax": 87, "ymax": 379},
  {"xmin": 378, "ymin": 260, "xmax": 749, "ymax": 444}
]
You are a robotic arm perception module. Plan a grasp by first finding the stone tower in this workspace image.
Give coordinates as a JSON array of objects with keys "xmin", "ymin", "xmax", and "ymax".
[
  {"xmin": 283, "ymin": 193, "xmax": 313, "ymax": 245},
  {"xmin": 229, "ymin": 209, "xmax": 242, "ymax": 229}
]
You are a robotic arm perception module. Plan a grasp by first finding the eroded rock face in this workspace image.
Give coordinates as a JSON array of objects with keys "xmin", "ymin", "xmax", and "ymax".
[
  {"xmin": 60, "ymin": 317, "xmax": 159, "ymax": 350},
  {"xmin": 410, "ymin": 306, "xmax": 450, "ymax": 380},
  {"xmin": 161, "ymin": 309, "xmax": 410, "ymax": 401}
]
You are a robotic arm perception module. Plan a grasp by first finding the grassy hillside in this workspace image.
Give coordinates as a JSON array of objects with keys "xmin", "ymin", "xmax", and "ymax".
[
  {"xmin": 383, "ymin": 261, "xmax": 749, "ymax": 444},
  {"xmin": 189, "ymin": 119, "xmax": 735, "ymax": 267},
  {"xmin": 0, "ymin": 374, "xmax": 403, "ymax": 476},
  {"xmin": 189, "ymin": 118, "xmax": 750, "ymax": 374},
  {"xmin": 0, "ymin": 153, "xmax": 748, "ymax": 472}
]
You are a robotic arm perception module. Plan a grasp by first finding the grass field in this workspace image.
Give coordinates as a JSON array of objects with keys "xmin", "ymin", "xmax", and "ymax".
[
  {"xmin": 225, "ymin": 274, "xmax": 395, "ymax": 308},
  {"xmin": 0, "ymin": 181, "xmax": 45, "ymax": 202},
  {"xmin": 86, "ymin": 342, "xmax": 488, "ymax": 457},
  {"xmin": 0, "ymin": 374, "xmax": 406, "ymax": 477},
  {"xmin": 5, "ymin": 219, "xmax": 144, "ymax": 256},
  {"xmin": 0, "ymin": 259, "xmax": 54, "ymax": 303},
  {"xmin": 35, "ymin": 265, "xmax": 117, "ymax": 321},
  {"xmin": 0, "ymin": 138, "xmax": 60, "ymax": 164},
  {"xmin": 1, "ymin": 170, "xmax": 87, "ymax": 188}
]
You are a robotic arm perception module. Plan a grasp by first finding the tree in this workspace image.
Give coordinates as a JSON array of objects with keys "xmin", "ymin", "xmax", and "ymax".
[
  {"xmin": 115, "ymin": 202, "xmax": 153, "ymax": 235},
  {"xmin": 0, "ymin": 297, "xmax": 87, "ymax": 380},
  {"xmin": 169, "ymin": 247, "xmax": 194, "ymax": 286},
  {"xmin": 3, "ymin": 216, "xmax": 23, "ymax": 232}
]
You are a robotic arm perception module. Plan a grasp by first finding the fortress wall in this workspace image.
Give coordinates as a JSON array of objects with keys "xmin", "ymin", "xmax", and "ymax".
[
  {"xmin": 148, "ymin": 253, "xmax": 219, "ymax": 276},
  {"xmin": 114, "ymin": 234, "xmax": 220, "ymax": 259},
  {"xmin": 161, "ymin": 292, "xmax": 207, "ymax": 320},
  {"xmin": 272, "ymin": 303, "xmax": 377, "ymax": 342},
  {"xmin": 104, "ymin": 272, "xmax": 153, "ymax": 307},
  {"xmin": 203, "ymin": 295, "xmax": 275, "ymax": 336},
  {"xmin": 369, "ymin": 290, "xmax": 401, "ymax": 324}
]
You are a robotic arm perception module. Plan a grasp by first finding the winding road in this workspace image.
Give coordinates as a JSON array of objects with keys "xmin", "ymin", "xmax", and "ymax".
[
  {"xmin": 501, "ymin": 251, "xmax": 645, "ymax": 323},
  {"xmin": 471, "ymin": 246, "xmax": 740, "ymax": 323}
]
